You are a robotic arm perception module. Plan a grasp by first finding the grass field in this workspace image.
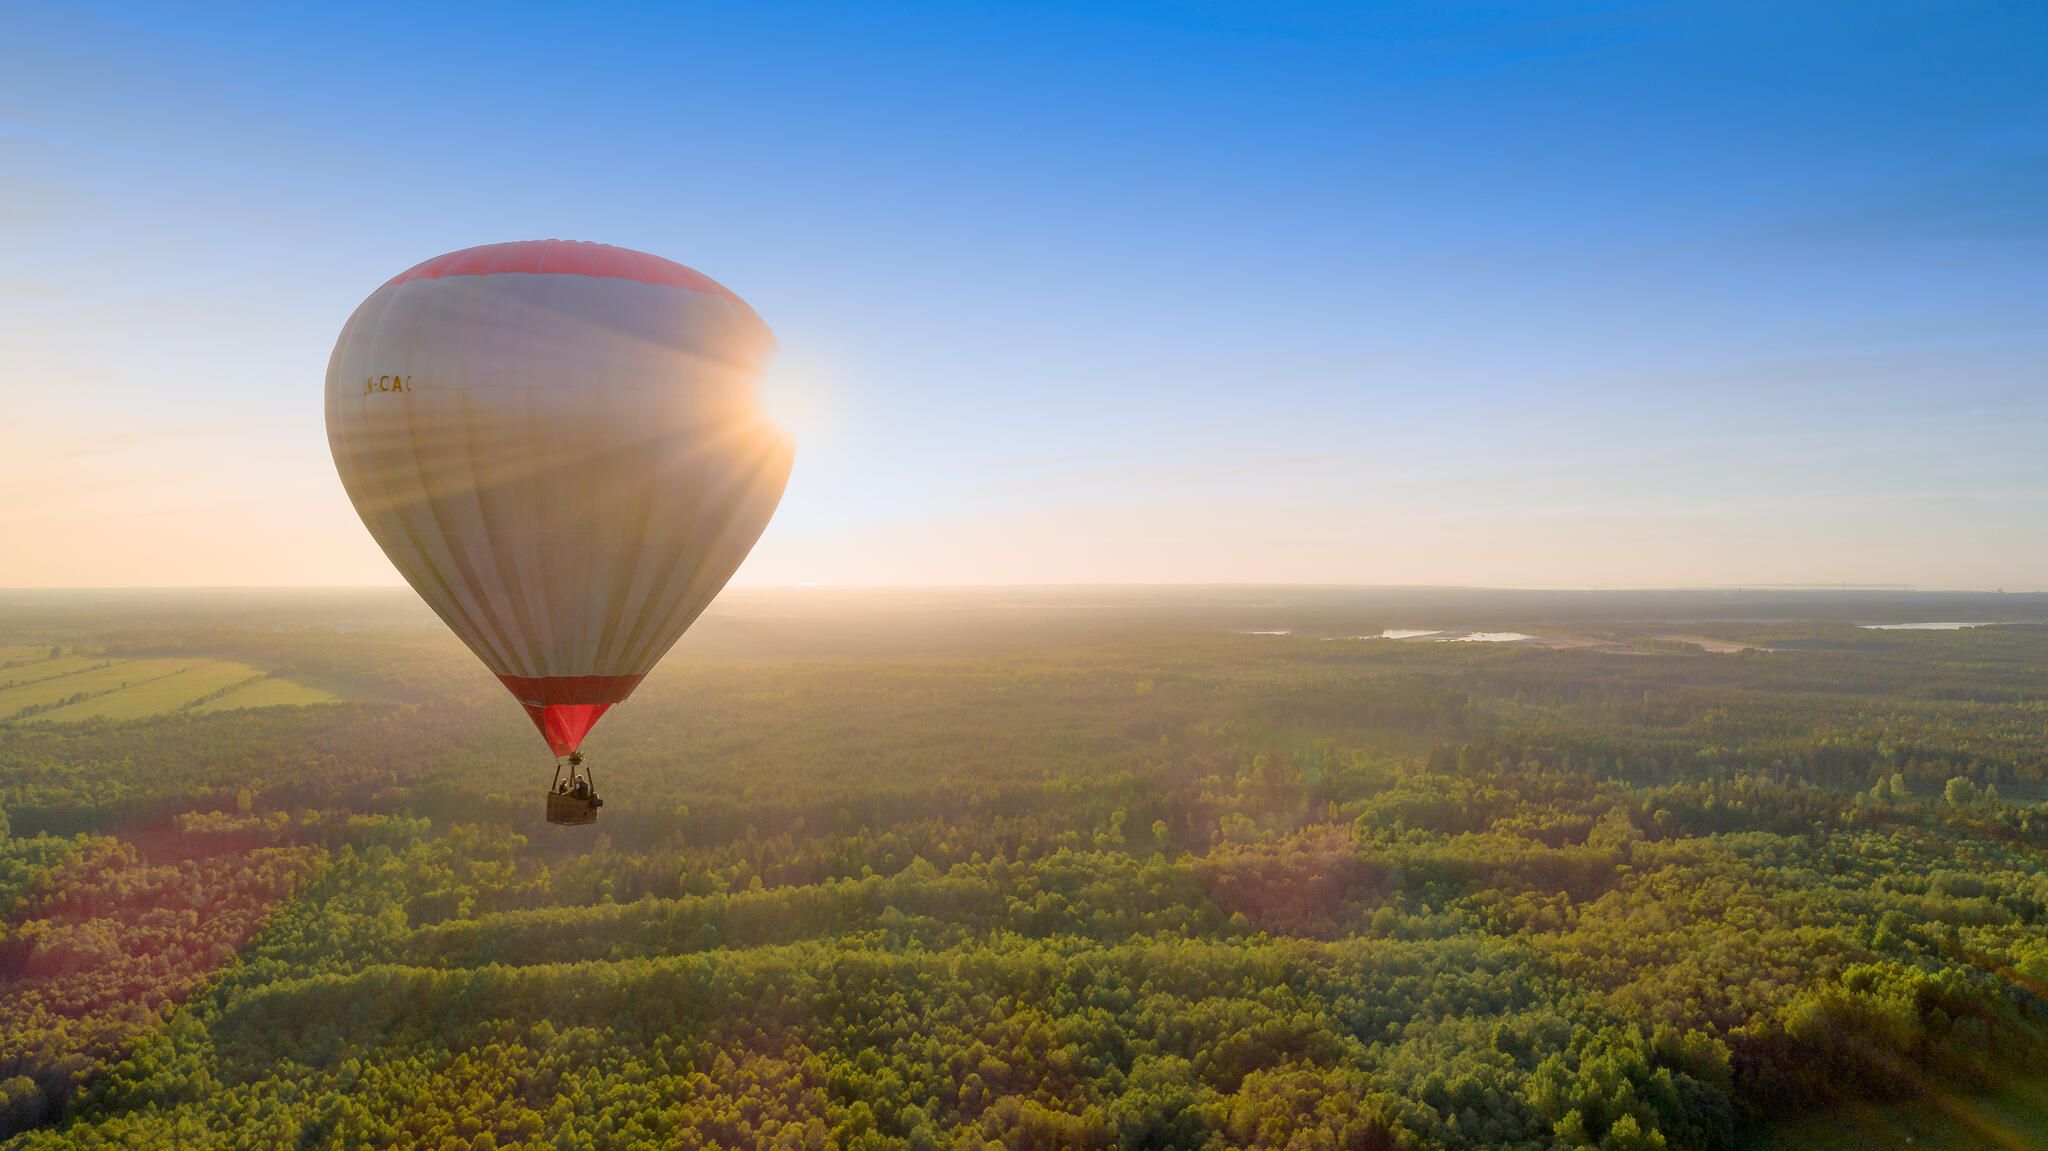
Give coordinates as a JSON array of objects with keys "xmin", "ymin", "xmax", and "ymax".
[
  {"xmin": 0, "ymin": 645, "xmax": 59, "ymax": 667},
  {"xmin": 0, "ymin": 659, "xmax": 198, "ymax": 718},
  {"xmin": 0, "ymin": 653, "xmax": 341, "ymax": 722},
  {"xmin": 187, "ymin": 676, "xmax": 339, "ymax": 713},
  {"xmin": 0, "ymin": 656, "xmax": 115, "ymax": 690},
  {"xmin": 1749, "ymin": 1076, "xmax": 2048, "ymax": 1150},
  {"xmin": 32, "ymin": 662, "xmax": 266, "ymax": 722}
]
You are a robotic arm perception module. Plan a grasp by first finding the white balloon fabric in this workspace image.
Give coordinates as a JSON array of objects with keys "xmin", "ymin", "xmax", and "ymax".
[{"xmin": 326, "ymin": 240, "xmax": 792, "ymax": 756}]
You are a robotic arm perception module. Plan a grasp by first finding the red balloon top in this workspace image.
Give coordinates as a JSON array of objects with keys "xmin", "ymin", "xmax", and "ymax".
[{"xmin": 384, "ymin": 239, "xmax": 742, "ymax": 301}]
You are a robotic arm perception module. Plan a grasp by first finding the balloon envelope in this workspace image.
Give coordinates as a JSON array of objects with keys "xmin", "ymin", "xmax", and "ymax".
[{"xmin": 326, "ymin": 240, "xmax": 792, "ymax": 755}]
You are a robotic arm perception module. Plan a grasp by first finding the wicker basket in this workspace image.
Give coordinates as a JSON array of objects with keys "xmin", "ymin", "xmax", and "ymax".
[{"xmin": 547, "ymin": 792, "xmax": 601, "ymax": 826}]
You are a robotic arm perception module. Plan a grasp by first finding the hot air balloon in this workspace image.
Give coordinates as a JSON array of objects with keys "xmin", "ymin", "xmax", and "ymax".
[{"xmin": 326, "ymin": 240, "xmax": 792, "ymax": 824}]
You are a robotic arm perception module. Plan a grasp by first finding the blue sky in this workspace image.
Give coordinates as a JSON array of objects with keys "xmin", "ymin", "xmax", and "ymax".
[{"xmin": 2, "ymin": 2, "xmax": 2044, "ymax": 587}]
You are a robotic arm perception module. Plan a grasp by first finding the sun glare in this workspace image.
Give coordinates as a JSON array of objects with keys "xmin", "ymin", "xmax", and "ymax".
[{"xmin": 755, "ymin": 357, "xmax": 834, "ymax": 447}]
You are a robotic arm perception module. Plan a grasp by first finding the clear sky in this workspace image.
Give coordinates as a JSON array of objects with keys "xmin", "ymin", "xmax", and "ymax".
[{"xmin": 3, "ymin": 2, "xmax": 2044, "ymax": 589}]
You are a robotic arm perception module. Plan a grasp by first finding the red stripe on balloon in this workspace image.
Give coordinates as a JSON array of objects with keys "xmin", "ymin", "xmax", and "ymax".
[
  {"xmin": 386, "ymin": 240, "xmax": 741, "ymax": 300},
  {"xmin": 498, "ymin": 673, "xmax": 646, "ymax": 756}
]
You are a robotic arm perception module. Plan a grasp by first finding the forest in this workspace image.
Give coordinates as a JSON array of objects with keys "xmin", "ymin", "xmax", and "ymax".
[{"xmin": 3, "ymin": 586, "xmax": 2048, "ymax": 1150}]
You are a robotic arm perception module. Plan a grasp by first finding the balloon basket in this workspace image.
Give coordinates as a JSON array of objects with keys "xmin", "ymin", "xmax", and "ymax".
[{"xmin": 547, "ymin": 792, "xmax": 602, "ymax": 826}]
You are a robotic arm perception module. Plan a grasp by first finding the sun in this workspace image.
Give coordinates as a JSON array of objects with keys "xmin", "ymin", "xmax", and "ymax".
[{"xmin": 755, "ymin": 356, "xmax": 833, "ymax": 446}]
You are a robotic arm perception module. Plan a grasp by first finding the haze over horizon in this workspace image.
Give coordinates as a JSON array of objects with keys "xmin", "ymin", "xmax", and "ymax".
[{"xmin": 4, "ymin": 3, "xmax": 2045, "ymax": 590}]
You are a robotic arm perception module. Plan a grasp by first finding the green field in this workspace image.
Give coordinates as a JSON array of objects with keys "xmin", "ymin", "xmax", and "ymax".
[
  {"xmin": 0, "ymin": 653, "xmax": 340, "ymax": 723},
  {"xmin": 0, "ymin": 646, "xmax": 58, "ymax": 667},
  {"xmin": 0, "ymin": 659, "xmax": 198, "ymax": 719},
  {"xmin": 0, "ymin": 657, "xmax": 113, "ymax": 690},
  {"xmin": 187, "ymin": 675, "xmax": 339, "ymax": 713},
  {"xmin": 31, "ymin": 662, "xmax": 266, "ymax": 723}
]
